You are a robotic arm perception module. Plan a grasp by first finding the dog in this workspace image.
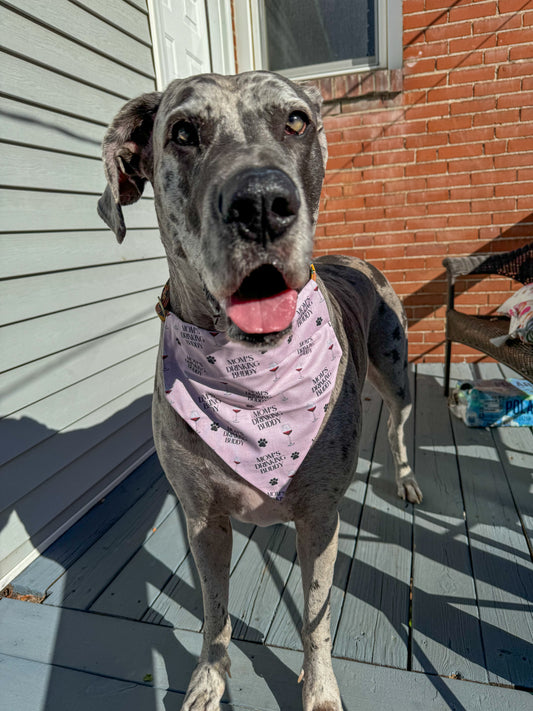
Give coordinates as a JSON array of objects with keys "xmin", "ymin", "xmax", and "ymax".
[{"xmin": 98, "ymin": 71, "xmax": 422, "ymax": 711}]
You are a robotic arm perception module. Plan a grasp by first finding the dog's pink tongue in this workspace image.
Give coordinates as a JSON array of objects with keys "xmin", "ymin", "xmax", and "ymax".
[{"xmin": 227, "ymin": 289, "xmax": 298, "ymax": 334}]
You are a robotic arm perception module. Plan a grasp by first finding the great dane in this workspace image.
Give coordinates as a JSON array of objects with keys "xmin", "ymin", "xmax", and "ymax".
[{"xmin": 98, "ymin": 71, "xmax": 422, "ymax": 711}]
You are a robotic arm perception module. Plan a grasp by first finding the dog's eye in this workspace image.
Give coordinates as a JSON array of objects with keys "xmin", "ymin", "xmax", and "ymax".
[
  {"xmin": 171, "ymin": 121, "xmax": 199, "ymax": 147},
  {"xmin": 285, "ymin": 111, "xmax": 308, "ymax": 136}
]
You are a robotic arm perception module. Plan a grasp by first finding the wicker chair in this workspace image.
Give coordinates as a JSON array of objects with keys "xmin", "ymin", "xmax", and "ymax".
[{"xmin": 442, "ymin": 242, "xmax": 533, "ymax": 396}]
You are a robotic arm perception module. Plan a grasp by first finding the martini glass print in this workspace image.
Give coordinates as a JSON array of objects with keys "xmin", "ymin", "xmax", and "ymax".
[
  {"xmin": 190, "ymin": 410, "xmax": 201, "ymax": 432},
  {"xmin": 307, "ymin": 402, "xmax": 317, "ymax": 422},
  {"xmin": 232, "ymin": 407, "xmax": 241, "ymax": 423},
  {"xmin": 269, "ymin": 362, "xmax": 280, "ymax": 382},
  {"xmin": 282, "ymin": 423, "xmax": 295, "ymax": 447}
]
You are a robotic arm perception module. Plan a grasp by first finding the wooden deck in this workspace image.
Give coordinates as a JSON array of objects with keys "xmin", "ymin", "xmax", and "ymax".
[{"xmin": 2, "ymin": 363, "xmax": 532, "ymax": 710}]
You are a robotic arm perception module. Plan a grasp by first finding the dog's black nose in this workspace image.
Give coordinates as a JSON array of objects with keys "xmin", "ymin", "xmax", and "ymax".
[{"xmin": 219, "ymin": 168, "xmax": 300, "ymax": 241}]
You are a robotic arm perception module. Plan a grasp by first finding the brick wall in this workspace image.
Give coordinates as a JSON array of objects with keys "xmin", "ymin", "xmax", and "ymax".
[{"xmin": 308, "ymin": 0, "xmax": 533, "ymax": 362}]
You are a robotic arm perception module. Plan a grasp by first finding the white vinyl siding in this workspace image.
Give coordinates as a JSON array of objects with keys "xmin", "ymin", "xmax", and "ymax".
[{"xmin": 0, "ymin": 0, "xmax": 166, "ymax": 588}]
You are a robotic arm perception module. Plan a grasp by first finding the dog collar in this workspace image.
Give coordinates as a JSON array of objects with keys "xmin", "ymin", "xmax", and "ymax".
[{"xmin": 161, "ymin": 273, "xmax": 340, "ymax": 500}]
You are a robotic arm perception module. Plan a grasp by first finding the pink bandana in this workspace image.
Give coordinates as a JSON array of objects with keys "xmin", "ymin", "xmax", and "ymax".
[{"xmin": 162, "ymin": 279, "xmax": 342, "ymax": 500}]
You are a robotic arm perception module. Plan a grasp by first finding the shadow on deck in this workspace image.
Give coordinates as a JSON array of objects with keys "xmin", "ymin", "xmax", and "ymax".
[{"xmin": 1, "ymin": 363, "xmax": 532, "ymax": 710}]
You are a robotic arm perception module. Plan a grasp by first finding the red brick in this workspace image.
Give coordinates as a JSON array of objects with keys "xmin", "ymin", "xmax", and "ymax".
[
  {"xmin": 509, "ymin": 44, "xmax": 533, "ymax": 61},
  {"xmin": 403, "ymin": 0, "xmax": 425, "ymax": 12},
  {"xmin": 472, "ymin": 108, "xmax": 519, "ymax": 126},
  {"xmin": 314, "ymin": 236, "xmax": 354, "ymax": 251},
  {"xmin": 471, "ymin": 198, "xmax": 516, "ymax": 213},
  {"xmin": 494, "ymin": 153, "xmax": 533, "ymax": 168},
  {"xmin": 474, "ymin": 14, "xmax": 522, "ymax": 35},
  {"xmin": 498, "ymin": 90, "xmax": 533, "ymax": 108},
  {"xmin": 362, "ymin": 166, "xmax": 404, "ymax": 182},
  {"xmin": 483, "ymin": 46, "xmax": 510, "ymax": 64},
  {"xmin": 497, "ymin": 124, "xmax": 533, "ymax": 139},
  {"xmin": 439, "ymin": 144, "xmax": 484, "ymax": 159},
  {"xmin": 450, "ymin": 185, "xmax": 492, "ymax": 200},
  {"xmin": 427, "ymin": 85, "xmax": 474, "ymax": 103},
  {"xmin": 498, "ymin": 0, "xmax": 530, "ymax": 12},
  {"xmin": 498, "ymin": 62, "xmax": 533, "ymax": 79},
  {"xmin": 474, "ymin": 78, "xmax": 522, "ymax": 97},
  {"xmin": 495, "ymin": 182, "xmax": 533, "ymax": 196},
  {"xmin": 497, "ymin": 28, "xmax": 533, "ymax": 46},
  {"xmin": 517, "ymin": 168, "xmax": 533, "ymax": 181},
  {"xmin": 426, "ymin": 21, "xmax": 473, "ymax": 42},
  {"xmin": 404, "ymin": 72, "xmax": 448, "ymax": 91},
  {"xmin": 450, "ymin": 97, "xmax": 496, "ymax": 115},
  {"xmin": 405, "ymin": 10, "xmax": 449, "ymax": 31},
  {"xmin": 449, "ymin": 66, "xmax": 496, "ymax": 85},
  {"xmin": 427, "ymin": 115, "xmax": 472, "ymax": 132},
  {"xmin": 449, "ymin": 34, "xmax": 496, "ymax": 55},
  {"xmin": 384, "ymin": 178, "xmax": 426, "ymax": 193},
  {"xmin": 450, "ymin": 1, "xmax": 498, "ymax": 22},
  {"xmin": 449, "ymin": 127, "xmax": 494, "ymax": 144},
  {"xmin": 405, "ymin": 161, "xmax": 448, "ymax": 177}
]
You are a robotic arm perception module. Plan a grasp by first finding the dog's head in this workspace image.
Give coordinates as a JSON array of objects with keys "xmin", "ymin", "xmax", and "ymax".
[{"xmin": 98, "ymin": 72, "xmax": 327, "ymax": 347}]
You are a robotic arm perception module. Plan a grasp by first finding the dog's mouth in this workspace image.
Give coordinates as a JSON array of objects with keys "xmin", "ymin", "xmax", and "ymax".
[{"xmin": 226, "ymin": 265, "xmax": 298, "ymax": 335}]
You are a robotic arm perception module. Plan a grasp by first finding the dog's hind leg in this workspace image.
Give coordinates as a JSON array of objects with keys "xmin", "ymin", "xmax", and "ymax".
[
  {"xmin": 181, "ymin": 515, "xmax": 232, "ymax": 711},
  {"xmin": 367, "ymin": 298, "xmax": 423, "ymax": 505},
  {"xmin": 296, "ymin": 512, "xmax": 343, "ymax": 711}
]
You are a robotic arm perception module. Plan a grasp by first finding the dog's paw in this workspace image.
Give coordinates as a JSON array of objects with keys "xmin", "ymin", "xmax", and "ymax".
[
  {"xmin": 181, "ymin": 662, "xmax": 226, "ymax": 711},
  {"xmin": 397, "ymin": 474, "xmax": 423, "ymax": 504},
  {"xmin": 302, "ymin": 666, "xmax": 342, "ymax": 711}
]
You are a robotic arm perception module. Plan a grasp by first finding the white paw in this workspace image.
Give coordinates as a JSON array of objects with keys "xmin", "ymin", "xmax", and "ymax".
[
  {"xmin": 397, "ymin": 474, "xmax": 423, "ymax": 504},
  {"xmin": 181, "ymin": 662, "xmax": 226, "ymax": 711},
  {"xmin": 302, "ymin": 665, "xmax": 342, "ymax": 711}
]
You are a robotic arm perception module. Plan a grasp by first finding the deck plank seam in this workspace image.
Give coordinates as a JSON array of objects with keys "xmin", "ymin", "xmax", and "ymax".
[{"xmin": 331, "ymin": 397, "xmax": 383, "ymax": 651}]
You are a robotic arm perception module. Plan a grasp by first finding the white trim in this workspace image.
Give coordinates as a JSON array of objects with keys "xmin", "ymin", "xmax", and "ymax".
[
  {"xmin": 0, "ymin": 445, "xmax": 155, "ymax": 592},
  {"xmin": 386, "ymin": 0, "xmax": 403, "ymax": 70},
  {"xmin": 234, "ymin": 0, "xmax": 255, "ymax": 72},
  {"xmin": 147, "ymin": 0, "xmax": 165, "ymax": 90},
  {"xmin": 206, "ymin": 0, "xmax": 236, "ymax": 74},
  {"xmin": 235, "ymin": 0, "xmax": 401, "ymax": 78}
]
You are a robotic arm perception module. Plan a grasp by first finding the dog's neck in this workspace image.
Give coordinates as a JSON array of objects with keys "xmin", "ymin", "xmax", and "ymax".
[{"xmin": 166, "ymin": 257, "xmax": 224, "ymax": 332}]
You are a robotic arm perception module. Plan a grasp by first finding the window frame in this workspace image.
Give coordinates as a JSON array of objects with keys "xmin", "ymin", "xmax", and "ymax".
[{"xmin": 234, "ymin": 0, "xmax": 402, "ymax": 80}]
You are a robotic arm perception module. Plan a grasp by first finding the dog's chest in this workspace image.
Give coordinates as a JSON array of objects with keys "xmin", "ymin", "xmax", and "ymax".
[{"xmin": 226, "ymin": 477, "xmax": 293, "ymax": 526}]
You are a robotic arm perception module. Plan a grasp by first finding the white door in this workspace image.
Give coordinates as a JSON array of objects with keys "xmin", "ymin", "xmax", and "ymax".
[{"xmin": 150, "ymin": 0, "xmax": 212, "ymax": 88}]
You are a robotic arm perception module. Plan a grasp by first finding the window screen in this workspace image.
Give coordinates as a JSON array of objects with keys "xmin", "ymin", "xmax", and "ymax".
[{"xmin": 263, "ymin": 0, "xmax": 376, "ymax": 74}]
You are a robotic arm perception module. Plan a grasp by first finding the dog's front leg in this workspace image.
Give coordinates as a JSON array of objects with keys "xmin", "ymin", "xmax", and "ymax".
[
  {"xmin": 182, "ymin": 515, "xmax": 232, "ymax": 711},
  {"xmin": 296, "ymin": 512, "xmax": 342, "ymax": 711}
]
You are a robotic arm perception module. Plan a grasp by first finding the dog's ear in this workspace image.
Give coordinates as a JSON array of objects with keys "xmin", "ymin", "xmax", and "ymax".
[{"xmin": 97, "ymin": 91, "xmax": 162, "ymax": 243}]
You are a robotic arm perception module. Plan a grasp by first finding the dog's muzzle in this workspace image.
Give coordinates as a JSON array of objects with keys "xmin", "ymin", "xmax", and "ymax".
[{"xmin": 219, "ymin": 167, "xmax": 300, "ymax": 243}]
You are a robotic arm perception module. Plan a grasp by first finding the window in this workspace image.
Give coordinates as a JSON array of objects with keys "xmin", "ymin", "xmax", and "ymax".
[{"xmin": 235, "ymin": 0, "xmax": 401, "ymax": 80}]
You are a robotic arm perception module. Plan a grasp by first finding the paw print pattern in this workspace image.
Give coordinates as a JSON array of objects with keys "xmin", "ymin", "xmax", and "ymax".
[
  {"xmin": 211, "ymin": 422, "xmax": 220, "ymax": 431},
  {"xmin": 206, "ymin": 355, "xmax": 216, "ymax": 365},
  {"xmin": 316, "ymin": 317, "xmax": 323, "ymax": 326},
  {"xmin": 258, "ymin": 438, "xmax": 268, "ymax": 447},
  {"xmin": 291, "ymin": 452, "xmax": 300, "ymax": 460},
  {"xmin": 269, "ymin": 477, "xmax": 279, "ymax": 486}
]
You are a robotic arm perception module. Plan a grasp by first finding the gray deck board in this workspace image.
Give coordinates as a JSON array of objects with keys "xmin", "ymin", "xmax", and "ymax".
[
  {"xmin": 9, "ymin": 454, "xmax": 164, "ymax": 598},
  {"xmin": 3, "ymin": 363, "xmax": 533, "ymax": 708},
  {"xmin": 332, "ymin": 377, "xmax": 414, "ymax": 669},
  {"xmin": 412, "ymin": 363, "xmax": 488, "ymax": 683},
  {"xmin": 44, "ymin": 476, "xmax": 178, "ymax": 609},
  {"xmin": 451, "ymin": 363, "xmax": 533, "ymax": 688},
  {"xmin": 229, "ymin": 522, "xmax": 297, "ymax": 643},
  {"xmin": 2, "ymin": 598, "xmax": 531, "ymax": 711},
  {"xmin": 144, "ymin": 520, "xmax": 256, "ymax": 630},
  {"xmin": 266, "ymin": 381, "xmax": 383, "ymax": 651}
]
